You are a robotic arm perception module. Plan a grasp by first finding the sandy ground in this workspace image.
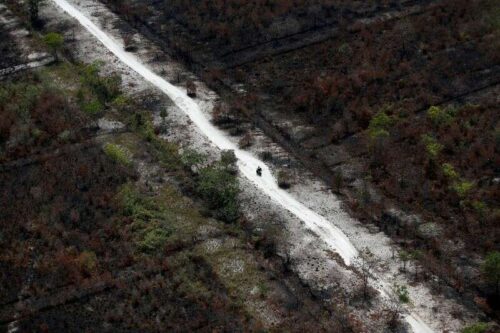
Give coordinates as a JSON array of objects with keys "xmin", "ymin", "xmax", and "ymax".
[{"xmin": 40, "ymin": 0, "xmax": 483, "ymax": 331}]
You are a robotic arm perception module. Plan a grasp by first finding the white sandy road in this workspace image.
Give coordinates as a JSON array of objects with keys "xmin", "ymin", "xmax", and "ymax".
[{"xmin": 50, "ymin": 0, "xmax": 434, "ymax": 331}]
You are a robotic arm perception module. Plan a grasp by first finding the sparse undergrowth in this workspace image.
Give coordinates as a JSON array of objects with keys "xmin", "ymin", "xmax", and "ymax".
[{"xmin": 0, "ymin": 56, "xmax": 356, "ymax": 331}]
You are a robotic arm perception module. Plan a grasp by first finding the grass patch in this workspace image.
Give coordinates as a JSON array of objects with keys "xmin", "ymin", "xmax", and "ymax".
[
  {"xmin": 462, "ymin": 322, "xmax": 489, "ymax": 333},
  {"xmin": 103, "ymin": 143, "xmax": 132, "ymax": 166},
  {"xmin": 113, "ymin": 132, "xmax": 141, "ymax": 155},
  {"xmin": 82, "ymin": 98, "xmax": 104, "ymax": 116},
  {"xmin": 194, "ymin": 239, "xmax": 266, "ymax": 299},
  {"xmin": 139, "ymin": 227, "xmax": 171, "ymax": 252},
  {"xmin": 116, "ymin": 183, "xmax": 219, "ymax": 255}
]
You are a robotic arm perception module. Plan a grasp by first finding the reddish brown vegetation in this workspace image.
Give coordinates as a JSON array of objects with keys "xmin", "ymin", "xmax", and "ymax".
[
  {"xmin": 101, "ymin": 0, "xmax": 500, "ymax": 317},
  {"xmin": 0, "ymin": 69, "xmax": 359, "ymax": 331}
]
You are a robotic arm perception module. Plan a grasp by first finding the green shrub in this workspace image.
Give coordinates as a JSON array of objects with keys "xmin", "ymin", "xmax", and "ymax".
[
  {"xmin": 421, "ymin": 134, "xmax": 443, "ymax": 158},
  {"xmin": 338, "ymin": 43, "xmax": 352, "ymax": 57},
  {"xmin": 471, "ymin": 200, "xmax": 487, "ymax": 217},
  {"xmin": 369, "ymin": 128, "xmax": 390, "ymax": 140},
  {"xmin": 116, "ymin": 184, "xmax": 141, "ymax": 216},
  {"xmin": 370, "ymin": 111, "xmax": 393, "ymax": 129},
  {"xmin": 462, "ymin": 322, "xmax": 489, "ymax": 333},
  {"xmin": 442, "ymin": 163, "xmax": 459, "ymax": 180},
  {"xmin": 82, "ymin": 99, "xmax": 103, "ymax": 116},
  {"xmin": 139, "ymin": 227, "xmax": 171, "ymax": 252},
  {"xmin": 43, "ymin": 32, "xmax": 64, "ymax": 60},
  {"xmin": 152, "ymin": 139, "xmax": 181, "ymax": 171},
  {"xmin": 220, "ymin": 149, "xmax": 237, "ymax": 166},
  {"xmin": 197, "ymin": 162, "xmax": 240, "ymax": 223},
  {"xmin": 138, "ymin": 117, "xmax": 156, "ymax": 142},
  {"xmin": 368, "ymin": 111, "xmax": 393, "ymax": 139},
  {"xmin": 482, "ymin": 251, "xmax": 500, "ymax": 293},
  {"xmin": 427, "ymin": 105, "xmax": 454, "ymax": 126},
  {"xmin": 115, "ymin": 185, "xmax": 174, "ymax": 253},
  {"xmin": 1, "ymin": 83, "xmax": 42, "ymax": 120},
  {"xmin": 79, "ymin": 62, "xmax": 121, "ymax": 104},
  {"xmin": 181, "ymin": 148, "xmax": 206, "ymax": 170},
  {"xmin": 257, "ymin": 282, "xmax": 270, "ymax": 298},
  {"xmin": 394, "ymin": 284, "xmax": 410, "ymax": 303},
  {"xmin": 116, "ymin": 184, "xmax": 163, "ymax": 222},
  {"xmin": 452, "ymin": 180, "xmax": 474, "ymax": 198},
  {"xmin": 220, "ymin": 149, "xmax": 238, "ymax": 174},
  {"xmin": 75, "ymin": 63, "xmax": 122, "ymax": 117},
  {"xmin": 58, "ymin": 130, "xmax": 71, "ymax": 142},
  {"xmin": 111, "ymin": 95, "xmax": 130, "ymax": 109},
  {"xmin": 103, "ymin": 143, "xmax": 132, "ymax": 166},
  {"xmin": 31, "ymin": 128, "xmax": 44, "ymax": 140}
]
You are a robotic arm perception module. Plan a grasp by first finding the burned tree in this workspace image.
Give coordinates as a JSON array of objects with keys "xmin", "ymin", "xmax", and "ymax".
[
  {"xmin": 186, "ymin": 80, "xmax": 196, "ymax": 97},
  {"xmin": 123, "ymin": 33, "xmax": 137, "ymax": 52},
  {"xmin": 354, "ymin": 247, "xmax": 377, "ymax": 301},
  {"xmin": 28, "ymin": 0, "xmax": 44, "ymax": 26}
]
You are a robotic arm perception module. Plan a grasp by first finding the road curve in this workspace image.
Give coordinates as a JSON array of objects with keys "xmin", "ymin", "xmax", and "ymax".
[{"xmin": 50, "ymin": 1, "xmax": 434, "ymax": 332}]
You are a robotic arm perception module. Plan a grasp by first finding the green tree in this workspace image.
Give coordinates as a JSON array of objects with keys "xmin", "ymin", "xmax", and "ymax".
[
  {"xmin": 368, "ymin": 111, "xmax": 394, "ymax": 167},
  {"xmin": 441, "ymin": 163, "xmax": 459, "ymax": 180},
  {"xmin": 181, "ymin": 148, "xmax": 206, "ymax": 172},
  {"xmin": 482, "ymin": 251, "xmax": 500, "ymax": 294},
  {"xmin": 452, "ymin": 180, "xmax": 474, "ymax": 198},
  {"xmin": 43, "ymin": 32, "xmax": 64, "ymax": 61}
]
